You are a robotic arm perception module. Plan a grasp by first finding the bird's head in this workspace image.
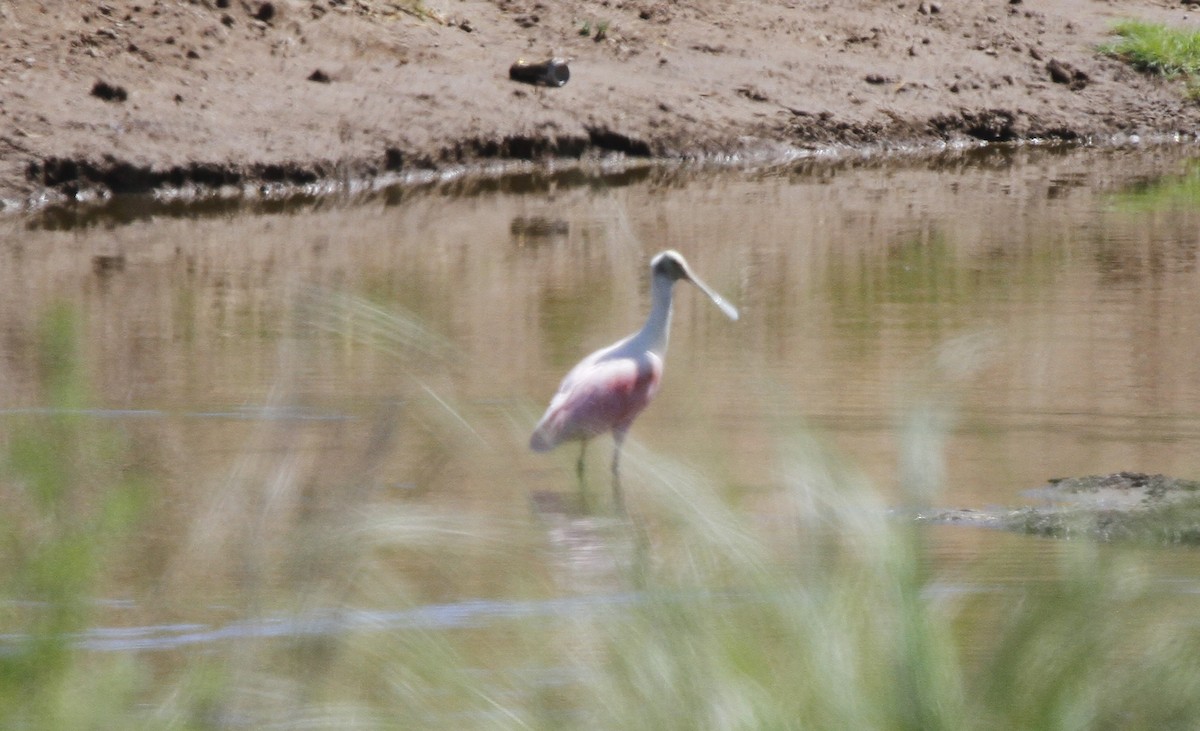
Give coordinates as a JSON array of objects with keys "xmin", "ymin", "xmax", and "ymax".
[
  {"xmin": 649, "ymin": 250, "xmax": 739, "ymax": 320},
  {"xmin": 651, "ymin": 250, "xmax": 691, "ymax": 282}
]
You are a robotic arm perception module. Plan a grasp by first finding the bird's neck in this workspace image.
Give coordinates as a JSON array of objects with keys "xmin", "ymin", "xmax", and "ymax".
[{"xmin": 633, "ymin": 274, "xmax": 675, "ymax": 356}]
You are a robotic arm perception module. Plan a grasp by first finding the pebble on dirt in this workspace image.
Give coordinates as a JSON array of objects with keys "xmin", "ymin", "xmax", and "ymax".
[
  {"xmin": 91, "ymin": 80, "xmax": 128, "ymax": 102},
  {"xmin": 1046, "ymin": 59, "xmax": 1089, "ymax": 90}
]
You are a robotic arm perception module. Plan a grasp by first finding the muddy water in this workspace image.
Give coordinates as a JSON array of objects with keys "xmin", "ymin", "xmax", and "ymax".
[{"xmin": 2, "ymin": 145, "xmax": 1200, "ymax": 652}]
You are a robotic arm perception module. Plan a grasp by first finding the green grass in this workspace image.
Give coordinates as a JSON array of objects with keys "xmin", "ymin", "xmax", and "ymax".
[
  {"xmin": 566, "ymin": 431, "xmax": 1200, "ymax": 731},
  {"xmin": 0, "ymin": 305, "xmax": 151, "ymax": 728},
  {"xmin": 1102, "ymin": 21, "xmax": 1200, "ymax": 97}
]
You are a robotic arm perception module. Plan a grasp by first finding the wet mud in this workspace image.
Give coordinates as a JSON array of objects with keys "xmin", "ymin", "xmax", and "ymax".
[{"xmin": 2, "ymin": 0, "xmax": 1200, "ymax": 209}]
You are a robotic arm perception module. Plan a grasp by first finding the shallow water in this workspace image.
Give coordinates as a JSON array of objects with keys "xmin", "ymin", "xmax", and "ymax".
[{"xmin": 3, "ymin": 145, "xmax": 1200, "ymax": 682}]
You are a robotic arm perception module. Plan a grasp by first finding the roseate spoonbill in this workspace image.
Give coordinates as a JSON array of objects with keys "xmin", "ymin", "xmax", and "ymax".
[{"xmin": 530, "ymin": 250, "xmax": 739, "ymax": 510}]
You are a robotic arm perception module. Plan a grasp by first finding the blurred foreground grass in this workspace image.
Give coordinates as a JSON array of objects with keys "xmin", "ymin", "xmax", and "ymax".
[
  {"xmin": 0, "ymin": 306, "xmax": 149, "ymax": 728},
  {"xmin": 3, "ymin": 303, "xmax": 1200, "ymax": 729}
]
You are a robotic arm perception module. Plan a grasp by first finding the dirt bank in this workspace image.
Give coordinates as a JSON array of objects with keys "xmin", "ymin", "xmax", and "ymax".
[{"xmin": 2, "ymin": 0, "xmax": 1199, "ymax": 209}]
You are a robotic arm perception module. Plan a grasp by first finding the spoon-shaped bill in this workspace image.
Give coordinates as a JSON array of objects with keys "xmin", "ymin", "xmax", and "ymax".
[{"xmin": 687, "ymin": 274, "xmax": 739, "ymax": 321}]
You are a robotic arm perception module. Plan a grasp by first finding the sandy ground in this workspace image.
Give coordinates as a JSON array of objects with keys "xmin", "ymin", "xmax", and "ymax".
[{"xmin": 1, "ymin": 0, "xmax": 1199, "ymax": 209}]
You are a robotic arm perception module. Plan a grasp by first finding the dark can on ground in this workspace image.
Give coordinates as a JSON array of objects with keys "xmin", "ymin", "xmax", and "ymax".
[{"xmin": 509, "ymin": 58, "xmax": 570, "ymax": 87}]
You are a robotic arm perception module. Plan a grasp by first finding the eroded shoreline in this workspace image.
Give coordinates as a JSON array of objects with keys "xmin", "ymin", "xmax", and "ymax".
[{"xmin": 3, "ymin": 0, "xmax": 1200, "ymax": 213}]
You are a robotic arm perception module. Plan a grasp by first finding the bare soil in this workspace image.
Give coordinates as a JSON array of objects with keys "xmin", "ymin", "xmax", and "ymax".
[{"xmin": 2, "ymin": 0, "xmax": 1199, "ymax": 209}]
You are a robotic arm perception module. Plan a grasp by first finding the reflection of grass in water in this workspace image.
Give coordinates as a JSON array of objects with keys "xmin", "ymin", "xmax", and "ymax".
[
  {"xmin": 7, "ymin": 301, "xmax": 1200, "ymax": 728},
  {"xmin": 1108, "ymin": 162, "xmax": 1200, "ymax": 213},
  {"xmin": 824, "ymin": 231, "xmax": 972, "ymax": 361}
]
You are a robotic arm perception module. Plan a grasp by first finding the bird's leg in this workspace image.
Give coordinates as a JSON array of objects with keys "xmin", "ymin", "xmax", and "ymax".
[
  {"xmin": 575, "ymin": 440, "xmax": 591, "ymax": 513},
  {"xmin": 611, "ymin": 430, "xmax": 627, "ymax": 514}
]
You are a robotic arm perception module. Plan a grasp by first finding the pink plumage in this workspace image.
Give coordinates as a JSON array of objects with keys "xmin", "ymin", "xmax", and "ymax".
[
  {"xmin": 530, "ymin": 250, "xmax": 738, "ymax": 510},
  {"xmin": 530, "ymin": 352, "xmax": 663, "ymax": 452}
]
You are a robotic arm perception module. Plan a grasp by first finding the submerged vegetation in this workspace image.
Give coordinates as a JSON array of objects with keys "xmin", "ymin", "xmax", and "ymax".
[{"xmin": 4, "ymin": 302, "xmax": 1200, "ymax": 728}]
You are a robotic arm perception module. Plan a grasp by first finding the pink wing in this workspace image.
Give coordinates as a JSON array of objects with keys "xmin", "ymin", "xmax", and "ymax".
[{"xmin": 530, "ymin": 354, "xmax": 662, "ymax": 452}]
